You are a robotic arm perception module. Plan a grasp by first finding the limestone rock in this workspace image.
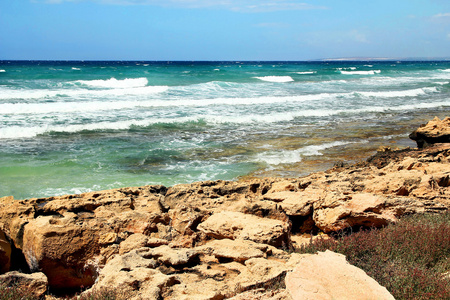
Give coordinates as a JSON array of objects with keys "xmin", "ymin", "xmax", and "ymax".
[
  {"xmin": 119, "ymin": 233, "xmax": 169, "ymax": 255},
  {"xmin": 313, "ymin": 193, "xmax": 398, "ymax": 233},
  {"xmin": 88, "ymin": 250, "xmax": 175, "ymax": 300},
  {"xmin": 197, "ymin": 239, "xmax": 265, "ymax": 263},
  {"xmin": 0, "ymin": 271, "xmax": 48, "ymax": 298},
  {"xmin": 409, "ymin": 116, "xmax": 450, "ymax": 148},
  {"xmin": 197, "ymin": 211, "xmax": 290, "ymax": 247},
  {"xmin": 119, "ymin": 233, "xmax": 148, "ymax": 255},
  {"xmin": 22, "ymin": 215, "xmax": 100, "ymax": 289},
  {"xmin": 143, "ymin": 245, "xmax": 201, "ymax": 266},
  {"xmin": 285, "ymin": 250, "xmax": 395, "ymax": 300},
  {"xmin": 261, "ymin": 190, "xmax": 323, "ymax": 216}
]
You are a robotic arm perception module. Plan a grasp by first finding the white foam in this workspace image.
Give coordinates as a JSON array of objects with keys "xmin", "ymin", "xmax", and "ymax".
[
  {"xmin": 296, "ymin": 71, "xmax": 316, "ymax": 75},
  {"xmin": 357, "ymin": 87, "xmax": 437, "ymax": 98},
  {"xmin": 72, "ymin": 67, "xmax": 81, "ymax": 70},
  {"xmin": 76, "ymin": 77, "xmax": 148, "ymax": 89},
  {"xmin": 0, "ymin": 93, "xmax": 340, "ymax": 115},
  {"xmin": 0, "ymin": 85, "xmax": 168, "ymax": 100},
  {"xmin": 2, "ymin": 99, "xmax": 449, "ymax": 139},
  {"xmin": 441, "ymin": 69, "xmax": 450, "ymax": 72},
  {"xmin": 340, "ymin": 70, "xmax": 381, "ymax": 75},
  {"xmin": 254, "ymin": 76, "xmax": 294, "ymax": 83},
  {"xmin": 0, "ymin": 70, "xmax": 6, "ymax": 73},
  {"xmin": 338, "ymin": 67, "xmax": 357, "ymax": 71},
  {"xmin": 0, "ymin": 117, "xmax": 199, "ymax": 139},
  {"xmin": 255, "ymin": 141, "xmax": 351, "ymax": 165}
]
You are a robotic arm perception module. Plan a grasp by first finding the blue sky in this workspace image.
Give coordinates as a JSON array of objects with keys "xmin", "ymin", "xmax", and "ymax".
[{"xmin": 1, "ymin": 0, "xmax": 449, "ymax": 60}]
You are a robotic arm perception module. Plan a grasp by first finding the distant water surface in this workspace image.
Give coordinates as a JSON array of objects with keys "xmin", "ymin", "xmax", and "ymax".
[{"xmin": 1, "ymin": 60, "xmax": 449, "ymax": 199}]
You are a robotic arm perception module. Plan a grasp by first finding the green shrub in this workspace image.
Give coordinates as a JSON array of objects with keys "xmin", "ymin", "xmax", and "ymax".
[{"xmin": 298, "ymin": 212, "xmax": 450, "ymax": 300}]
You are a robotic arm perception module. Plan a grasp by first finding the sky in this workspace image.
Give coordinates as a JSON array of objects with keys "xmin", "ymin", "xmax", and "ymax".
[{"xmin": 0, "ymin": 0, "xmax": 450, "ymax": 61}]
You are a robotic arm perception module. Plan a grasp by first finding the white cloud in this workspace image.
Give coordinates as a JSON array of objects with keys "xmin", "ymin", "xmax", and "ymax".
[
  {"xmin": 433, "ymin": 12, "xmax": 450, "ymax": 18},
  {"xmin": 39, "ymin": 0, "xmax": 327, "ymax": 12}
]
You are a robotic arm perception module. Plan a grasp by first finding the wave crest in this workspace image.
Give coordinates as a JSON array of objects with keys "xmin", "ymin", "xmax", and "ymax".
[
  {"xmin": 76, "ymin": 77, "xmax": 149, "ymax": 89},
  {"xmin": 254, "ymin": 76, "xmax": 294, "ymax": 83},
  {"xmin": 340, "ymin": 70, "xmax": 381, "ymax": 75}
]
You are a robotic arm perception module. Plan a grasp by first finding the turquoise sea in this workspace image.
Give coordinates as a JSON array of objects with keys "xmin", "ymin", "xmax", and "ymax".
[{"xmin": 1, "ymin": 60, "xmax": 449, "ymax": 200}]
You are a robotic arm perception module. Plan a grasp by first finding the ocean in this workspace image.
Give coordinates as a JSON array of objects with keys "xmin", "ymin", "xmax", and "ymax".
[{"xmin": 1, "ymin": 60, "xmax": 449, "ymax": 200}]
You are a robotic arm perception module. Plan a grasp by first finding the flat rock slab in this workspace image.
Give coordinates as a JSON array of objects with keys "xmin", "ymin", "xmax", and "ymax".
[
  {"xmin": 197, "ymin": 239, "xmax": 266, "ymax": 263},
  {"xmin": 286, "ymin": 250, "xmax": 394, "ymax": 300},
  {"xmin": 197, "ymin": 211, "xmax": 290, "ymax": 247}
]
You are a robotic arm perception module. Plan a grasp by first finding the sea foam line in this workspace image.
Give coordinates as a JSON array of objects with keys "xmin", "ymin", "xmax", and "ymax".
[
  {"xmin": 76, "ymin": 77, "xmax": 149, "ymax": 89},
  {"xmin": 0, "ymin": 85, "xmax": 169, "ymax": 100},
  {"xmin": 1, "ymin": 100, "xmax": 448, "ymax": 139},
  {"xmin": 0, "ymin": 84, "xmax": 440, "ymax": 115},
  {"xmin": 356, "ymin": 87, "xmax": 437, "ymax": 98},
  {"xmin": 254, "ymin": 76, "xmax": 294, "ymax": 83},
  {"xmin": 255, "ymin": 141, "xmax": 355, "ymax": 165},
  {"xmin": 340, "ymin": 70, "xmax": 381, "ymax": 75},
  {"xmin": 0, "ymin": 117, "xmax": 200, "ymax": 139},
  {"xmin": 0, "ymin": 94, "xmax": 337, "ymax": 115}
]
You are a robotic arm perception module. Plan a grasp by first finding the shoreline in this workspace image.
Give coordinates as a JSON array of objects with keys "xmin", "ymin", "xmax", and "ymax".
[{"xmin": 0, "ymin": 117, "xmax": 449, "ymax": 299}]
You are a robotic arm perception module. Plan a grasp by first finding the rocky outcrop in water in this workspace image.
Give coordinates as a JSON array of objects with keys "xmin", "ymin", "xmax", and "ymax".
[
  {"xmin": 409, "ymin": 116, "xmax": 450, "ymax": 148},
  {"xmin": 0, "ymin": 119, "xmax": 449, "ymax": 299}
]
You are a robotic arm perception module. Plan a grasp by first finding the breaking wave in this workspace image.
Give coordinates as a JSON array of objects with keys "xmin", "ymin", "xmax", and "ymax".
[
  {"xmin": 76, "ymin": 77, "xmax": 149, "ymax": 89},
  {"xmin": 254, "ymin": 76, "xmax": 294, "ymax": 83}
]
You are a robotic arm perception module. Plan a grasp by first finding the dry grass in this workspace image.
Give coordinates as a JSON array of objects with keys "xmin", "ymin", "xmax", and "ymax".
[
  {"xmin": 298, "ymin": 212, "xmax": 450, "ymax": 300},
  {"xmin": 0, "ymin": 282, "xmax": 128, "ymax": 300}
]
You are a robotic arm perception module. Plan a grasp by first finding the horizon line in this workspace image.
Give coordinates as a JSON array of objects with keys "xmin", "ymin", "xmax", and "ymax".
[{"xmin": 1, "ymin": 57, "xmax": 450, "ymax": 63}]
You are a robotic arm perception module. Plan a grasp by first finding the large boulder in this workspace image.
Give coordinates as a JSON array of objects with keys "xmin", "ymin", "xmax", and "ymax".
[
  {"xmin": 409, "ymin": 116, "xmax": 450, "ymax": 148},
  {"xmin": 22, "ymin": 214, "xmax": 100, "ymax": 289},
  {"xmin": 285, "ymin": 250, "xmax": 395, "ymax": 300}
]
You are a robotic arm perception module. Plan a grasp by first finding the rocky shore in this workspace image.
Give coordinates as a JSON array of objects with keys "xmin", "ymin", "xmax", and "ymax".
[{"xmin": 1, "ymin": 117, "xmax": 449, "ymax": 299}]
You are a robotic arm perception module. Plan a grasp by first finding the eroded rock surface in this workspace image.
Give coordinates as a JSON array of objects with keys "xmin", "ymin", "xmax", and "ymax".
[{"xmin": 409, "ymin": 116, "xmax": 450, "ymax": 148}]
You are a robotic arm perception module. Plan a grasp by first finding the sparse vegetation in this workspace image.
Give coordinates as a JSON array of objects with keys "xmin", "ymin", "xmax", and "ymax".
[
  {"xmin": 0, "ymin": 282, "xmax": 128, "ymax": 300},
  {"xmin": 0, "ymin": 280, "xmax": 38, "ymax": 300},
  {"xmin": 298, "ymin": 212, "xmax": 450, "ymax": 300},
  {"xmin": 77, "ymin": 288, "xmax": 129, "ymax": 300},
  {"xmin": 3, "ymin": 212, "xmax": 450, "ymax": 299}
]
